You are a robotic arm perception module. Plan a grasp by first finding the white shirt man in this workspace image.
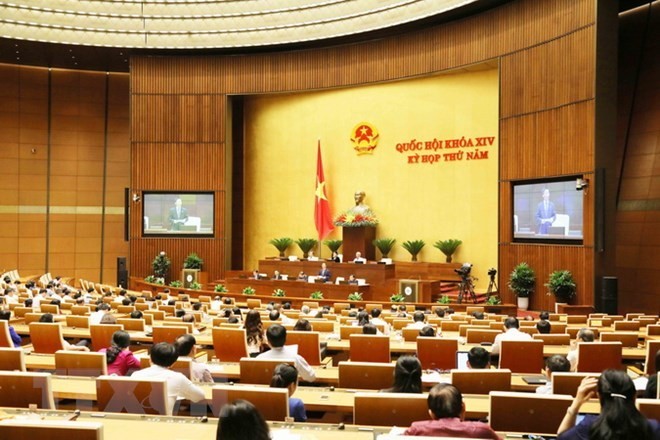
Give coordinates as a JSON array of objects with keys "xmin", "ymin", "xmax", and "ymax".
[
  {"xmin": 491, "ymin": 317, "xmax": 532, "ymax": 355},
  {"xmin": 353, "ymin": 252, "xmax": 366, "ymax": 263},
  {"xmin": 257, "ymin": 324, "xmax": 316, "ymax": 383}
]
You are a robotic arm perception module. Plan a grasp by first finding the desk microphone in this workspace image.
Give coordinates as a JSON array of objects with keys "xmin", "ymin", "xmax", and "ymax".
[{"xmin": 67, "ymin": 409, "xmax": 81, "ymax": 421}]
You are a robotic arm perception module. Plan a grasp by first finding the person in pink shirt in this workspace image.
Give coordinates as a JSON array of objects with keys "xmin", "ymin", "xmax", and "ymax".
[{"xmin": 100, "ymin": 330, "xmax": 141, "ymax": 376}]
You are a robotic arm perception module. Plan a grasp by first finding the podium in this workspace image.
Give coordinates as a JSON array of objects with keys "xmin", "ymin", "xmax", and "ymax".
[
  {"xmin": 181, "ymin": 269, "xmax": 208, "ymax": 288},
  {"xmin": 342, "ymin": 226, "xmax": 376, "ymax": 261}
]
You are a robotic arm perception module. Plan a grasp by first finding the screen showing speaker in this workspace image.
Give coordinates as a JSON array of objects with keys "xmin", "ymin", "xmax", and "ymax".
[
  {"xmin": 142, "ymin": 192, "xmax": 214, "ymax": 237},
  {"xmin": 512, "ymin": 178, "xmax": 583, "ymax": 244}
]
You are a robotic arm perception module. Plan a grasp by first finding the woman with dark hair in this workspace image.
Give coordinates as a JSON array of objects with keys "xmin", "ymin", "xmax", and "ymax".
[
  {"xmin": 244, "ymin": 309, "xmax": 266, "ymax": 357},
  {"xmin": 293, "ymin": 318, "xmax": 312, "ymax": 331},
  {"xmin": 380, "ymin": 355, "xmax": 423, "ymax": 394},
  {"xmin": 99, "ymin": 330, "xmax": 140, "ymax": 376},
  {"xmin": 645, "ymin": 349, "xmax": 659, "ymax": 399},
  {"xmin": 270, "ymin": 363, "xmax": 307, "ymax": 422},
  {"xmin": 216, "ymin": 400, "xmax": 270, "ymax": 440},
  {"xmin": 557, "ymin": 369, "xmax": 660, "ymax": 439},
  {"xmin": 356, "ymin": 310, "xmax": 370, "ymax": 326}
]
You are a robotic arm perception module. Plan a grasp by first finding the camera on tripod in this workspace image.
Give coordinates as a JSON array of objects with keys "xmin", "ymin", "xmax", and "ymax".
[
  {"xmin": 454, "ymin": 263, "xmax": 473, "ymax": 279},
  {"xmin": 488, "ymin": 268, "xmax": 497, "ymax": 277}
]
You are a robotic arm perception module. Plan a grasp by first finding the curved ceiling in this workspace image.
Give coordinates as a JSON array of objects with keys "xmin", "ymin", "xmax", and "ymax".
[{"xmin": 1, "ymin": 0, "xmax": 483, "ymax": 49}]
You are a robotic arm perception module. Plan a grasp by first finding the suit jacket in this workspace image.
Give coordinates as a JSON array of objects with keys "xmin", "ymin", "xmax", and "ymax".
[
  {"xmin": 318, "ymin": 269, "xmax": 331, "ymax": 281},
  {"xmin": 168, "ymin": 206, "xmax": 188, "ymax": 230},
  {"xmin": 535, "ymin": 201, "xmax": 556, "ymax": 233}
]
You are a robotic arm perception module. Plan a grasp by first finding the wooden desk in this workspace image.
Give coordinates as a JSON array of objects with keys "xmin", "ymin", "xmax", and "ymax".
[
  {"xmin": 258, "ymin": 259, "xmax": 397, "ymax": 283},
  {"xmin": 225, "ymin": 278, "xmax": 370, "ymax": 301}
]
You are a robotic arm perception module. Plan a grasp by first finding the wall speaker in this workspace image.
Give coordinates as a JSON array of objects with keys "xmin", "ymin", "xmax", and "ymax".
[
  {"xmin": 117, "ymin": 256, "xmax": 128, "ymax": 288},
  {"xmin": 601, "ymin": 276, "xmax": 617, "ymax": 315}
]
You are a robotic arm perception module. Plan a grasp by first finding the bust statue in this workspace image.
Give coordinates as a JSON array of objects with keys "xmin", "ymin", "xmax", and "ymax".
[
  {"xmin": 350, "ymin": 191, "xmax": 371, "ymax": 214},
  {"xmin": 334, "ymin": 190, "xmax": 378, "ymax": 226}
]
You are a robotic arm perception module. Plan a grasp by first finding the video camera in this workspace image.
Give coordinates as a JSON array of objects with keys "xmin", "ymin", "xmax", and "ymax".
[
  {"xmin": 488, "ymin": 268, "xmax": 497, "ymax": 277},
  {"xmin": 454, "ymin": 263, "xmax": 472, "ymax": 278}
]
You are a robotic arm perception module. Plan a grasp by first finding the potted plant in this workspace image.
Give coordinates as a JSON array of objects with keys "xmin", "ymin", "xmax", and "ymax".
[
  {"xmin": 152, "ymin": 251, "xmax": 171, "ymax": 281},
  {"xmin": 437, "ymin": 295, "xmax": 451, "ymax": 305},
  {"xmin": 269, "ymin": 237, "xmax": 293, "ymax": 259},
  {"xmin": 242, "ymin": 286, "xmax": 256, "ymax": 295},
  {"xmin": 433, "ymin": 239, "xmax": 462, "ymax": 263},
  {"xmin": 295, "ymin": 238, "xmax": 318, "ymax": 259},
  {"xmin": 390, "ymin": 293, "xmax": 405, "ymax": 303},
  {"xmin": 508, "ymin": 262, "xmax": 535, "ymax": 311},
  {"xmin": 347, "ymin": 292, "xmax": 363, "ymax": 302},
  {"xmin": 401, "ymin": 240, "xmax": 425, "ymax": 262},
  {"xmin": 324, "ymin": 239, "xmax": 342, "ymax": 255},
  {"xmin": 170, "ymin": 280, "xmax": 183, "ymax": 288},
  {"xmin": 189, "ymin": 281, "xmax": 202, "ymax": 290},
  {"xmin": 373, "ymin": 238, "xmax": 396, "ymax": 259},
  {"xmin": 214, "ymin": 284, "xmax": 228, "ymax": 293},
  {"xmin": 310, "ymin": 291, "xmax": 324, "ymax": 300},
  {"xmin": 545, "ymin": 270, "xmax": 577, "ymax": 311},
  {"xmin": 183, "ymin": 252, "xmax": 203, "ymax": 270},
  {"xmin": 485, "ymin": 295, "xmax": 502, "ymax": 305},
  {"xmin": 272, "ymin": 288, "xmax": 286, "ymax": 297}
]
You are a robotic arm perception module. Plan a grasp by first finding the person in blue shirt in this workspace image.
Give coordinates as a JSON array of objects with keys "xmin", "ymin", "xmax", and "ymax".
[
  {"xmin": 0, "ymin": 310, "xmax": 21, "ymax": 347},
  {"xmin": 270, "ymin": 363, "xmax": 307, "ymax": 422}
]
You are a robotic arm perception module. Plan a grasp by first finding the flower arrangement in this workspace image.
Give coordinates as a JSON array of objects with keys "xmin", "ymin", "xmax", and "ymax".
[
  {"xmin": 437, "ymin": 295, "xmax": 451, "ymax": 304},
  {"xmin": 170, "ymin": 280, "xmax": 183, "ymax": 288},
  {"xmin": 214, "ymin": 284, "xmax": 228, "ymax": 293},
  {"xmin": 144, "ymin": 275, "xmax": 165, "ymax": 285},
  {"xmin": 485, "ymin": 295, "xmax": 502, "ymax": 305},
  {"xmin": 189, "ymin": 281, "xmax": 202, "ymax": 290},
  {"xmin": 272, "ymin": 288, "xmax": 286, "ymax": 297},
  {"xmin": 334, "ymin": 211, "xmax": 378, "ymax": 227},
  {"xmin": 183, "ymin": 252, "xmax": 204, "ymax": 270},
  {"xmin": 242, "ymin": 286, "xmax": 256, "ymax": 295},
  {"xmin": 310, "ymin": 291, "xmax": 324, "ymax": 300},
  {"xmin": 347, "ymin": 292, "xmax": 363, "ymax": 301},
  {"xmin": 390, "ymin": 293, "xmax": 405, "ymax": 302}
]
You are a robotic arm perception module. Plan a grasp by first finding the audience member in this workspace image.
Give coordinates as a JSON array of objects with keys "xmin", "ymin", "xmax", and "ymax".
[
  {"xmin": 39, "ymin": 313, "xmax": 90, "ymax": 351},
  {"xmin": 404, "ymin": 383, "xmax": 501, "ymax": 438},
  {"xmin": 362, "ymin": 323, "xmax": 378, "ymax": 335},
  {"xmin": 381, "ymin": 356, "xmax": 422, "ymax": 394},
  {"xmin": 567, "ymin": 328, "xmax": 595, "ymax": 371},
  {"xmin": 536, "ymin": 320, "xmax": 552, "ymax": 334},
  {"xmin": 536, "ymin": 355, "xmax": 570, "ymax": 394},
  {"xmin": 539, "ymin": 311, "xmax": 550, "ymax": 321},
  {"xmin": 270, "ymin": 363, "xmax": 307, "ymax": 422},
  {"xmin": 174, "ymin": 334, "xmax": 213, "ymax": 383},
  {"xmin": 557, "ymin": 369, "xmax": 660, "ymax": 439},
  {"xmin": 293, "ymin": 318, "xmax": 312, "ymax": 331},
  {"xmin": 0, "ymin": 310, "xmax": 21, "ymax": 347},
  {"xmin": 407, "ymin": 311, "xmax": 427, "ymax": 329},
  {"xmin": 371, "ymin": 308, "xmax": 389, "ymax": 334},
  {"xmin": 435, "ymin": 308, "xmax": 446, "ymax": 318},
  {"xmin": 467, "ymin": 347, "xmax": 490, "ymax": 369},
  {"xmin": 100, "ymin": 330, "xmax": 140, "ymax": 376},
  {"xmin": 256, "ymin": 324, "xmax": 316, "ymax": 382},
  {"xmin": 132, "ymin": 342, "xmax": 205, "ymax": 414},
  {"xmin": 471, "ymin": 311, "xmax": 485, "ymax": 320},
  {"xmin": 244, "ymin": 309, "xmax": 265, "ymax": 357},
  {"xmin": 644, "ymin": 349, "xmax": 660, "ymax": 399},
  {"xmin": 491, "ymin": 317, "xmax": 532, "ymax": 355},
  {"xmin": 100, "ymin": 313, "xmax": 117, "ymax": 325},
  {"xmin": 216, "ymin": 400, "xmax": 270, "ymax": 440},
  {"xmin": 356, "ymin": 310, "xmax": 370, "ymax": 326},
  {"xmin": 90, "ymin": 303, "xmax": 112, "ymax": 325},
  {"xmin": 419, "ymin": 325, "xmax": 436, "ymax": 337}
]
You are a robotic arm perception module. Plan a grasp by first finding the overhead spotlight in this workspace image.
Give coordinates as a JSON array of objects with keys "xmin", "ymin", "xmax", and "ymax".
[{"xmin": 576, "ymin": 178, "xmax": 589, "ymax": 191}]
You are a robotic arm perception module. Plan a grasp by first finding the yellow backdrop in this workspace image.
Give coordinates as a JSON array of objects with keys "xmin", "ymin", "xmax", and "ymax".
[{"xmin": 244, "ymin": 67, "xmax": 498, "ymax": 288}]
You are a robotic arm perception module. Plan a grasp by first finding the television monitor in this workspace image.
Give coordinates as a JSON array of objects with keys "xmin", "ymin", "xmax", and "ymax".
[
  {"xmin": 512, "ymin": 178, "xmax": 583, "ymax": 244},
  {"xmin": 142, "ymin": 192, "xmax": 214, "ymax": 237}
]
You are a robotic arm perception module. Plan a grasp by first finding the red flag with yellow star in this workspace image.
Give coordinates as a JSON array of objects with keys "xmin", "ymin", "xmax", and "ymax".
[{"xmin": 314, "ymin": 141, "xmax": 334, "ymax": 240}]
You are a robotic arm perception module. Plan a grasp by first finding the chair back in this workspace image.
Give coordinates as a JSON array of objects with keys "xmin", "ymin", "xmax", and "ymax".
[
  {"xmin": 65, "ymin": 315, "xmax": 90, "ymax": 328},
  {"xmin": 638, "ymin": 397, "xmax": 660, "ymax": 418},
  {"xmin": 549, "ymin": 322, "xmax": 567, "ymax": 334},
  {"xmin": 489, "ymin": 391, "xmax": 572, "ymax": 436},
  {"xmin": 117, "ymin": 318, "xmax": 145, "ymax": 332},
  {"xmin": 532, "ymin": 333, "xmax": 571, "ymax": 345},
  {"xmin": 450, "ymin": 369, "xmax": 511, "ymax": 394},
  {"xmin": 90, "ymin": 324, "xmax": 123, "ymax": 352},
  {"xmin": 310, "ymin": 320, "xmax": 335, "ymax": 333},
  {"xmin": 576, "ymin": 342, "xmax": 623, "ymax": 372},
  {"xmin": 14, "ymin": 307, "xmax": 33, "ymax": 318},
  {"xmin": 71, "ymin": 305, "xmax": 91, "ymax": 315},
  {"xmin": 0, "ymin": 371, "xmax": 54, "ymax": 409},
  {"xmin": 211, "ymin": 385, "xmax": 289, "ymax": 421},
  {"xmin": 392, "ymin": 319, "xmax": 412, "ymax": 330},
  {"xmin": 416, "ymin": 337, "xmax": 458, "ymax": 370},
  {"xmin": 96, "ymin": 376, "xmax": 168, "ymax": 415},
  {"xmin": 25, "ymin": 313, "xmax": 45, "ymax": 324},
  {"xmin": 499, "ymin": 340, "xmax": 544, "ymax": 374},
  {"xmin": 466, "ymin": 329, "xmax": 501, "ymax": 344},
  {"xmin": 566, "ymin": 315, "xmax": 587, "ymax": 324},
  {"xmin": 349, "ymin": 334, "xmax": 390, "ymax": 363},
  {"xmin": 285, "ymin": 331, "xmax": 322, "ymax": 365},
  {"xmin": 551, "ymin": 372, "xmax": 598, "ymax": 396},
  {"xmin": 117, "ymin": 305, "xmax": 136, "ymax": 314},
  {"xmin": 40, "ymin": 304, "xmax": 60, "ymax": 314},
  {"xmin": 29, "ymin": 322, "xmax": 65, "ymax": 354},
  {"xmin": 614, "ymin": 320, "xmax": 640, "ymax": 331},
  {"xmin": 0, "ymin": 347, "xmax": 26, "ymax": 371},
  {"xmin": 440, "ymin": 320, "xmax": 468, "ymax": 332},
  {"xmin": 338, "ymin": 361, "xmax": 395, "ymax": 389},
  {"xmin": 0, "ymin": 420, "xmax": 101, "ymax": 440},
  {"xmin": 212, "ymin": 327, "xmax": 248, "ymax": 362},
  {"xmin": 354, "ymin": 392, "xmax": 428, "ymax": 426},
  {"xmin": 246, "ymin": 298, "xmax": 262, "ymax": 309},
  {"xmin": 600, "ymin": 331, "xmax": 639, "ymax": 348},
  {"xmin": 143, "ymin": 310, "xmax": 166, "ymax": 321},
  {"xmin": 152, "ymin": 325, "xmax": 188, "ymax": 345},
  {"xmin": 459, "ymin": 323, "xmax": 490, "ymax": 337},
  {"xmin": 0, "ymin": 320, "xmax": 13, "ymax": 348},
  {"xmin": 55, "ymin": 350, "xmax": 108, "ymax": 376},
  {"xmin": 339, "ymin": 325, "xmax": 362, "ymax": 339},
  {"xmin": 645, "ymin": 340, "xmax": 660, "ymax": 375},
  {"xmin": 239, "ymin": 357, "xmax": 295, "ymax": 385},
  {"xmin": 647, "ymin": 325, "xmax": 660, "ymax": 336}
]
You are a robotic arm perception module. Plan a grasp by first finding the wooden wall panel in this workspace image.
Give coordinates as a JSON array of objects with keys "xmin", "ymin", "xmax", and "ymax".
[{"xmin": 130, "ymin": 0, "xmax": 605, "ymax": 301}]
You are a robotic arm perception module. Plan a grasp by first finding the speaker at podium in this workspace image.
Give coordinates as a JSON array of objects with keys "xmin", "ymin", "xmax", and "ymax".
[{"xmin": 399, "ymin": 280, "xmax": 419, "ymax": 302}]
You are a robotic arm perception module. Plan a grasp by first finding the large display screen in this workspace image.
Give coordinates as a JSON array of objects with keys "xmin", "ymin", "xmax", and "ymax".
[
  {"xmin": 513, "ymin": 179, "xmax": 583, "ymax": 243},
  {"xmin": 142, "ymin": 192, "xmax": 214, "ymax": 237}
]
